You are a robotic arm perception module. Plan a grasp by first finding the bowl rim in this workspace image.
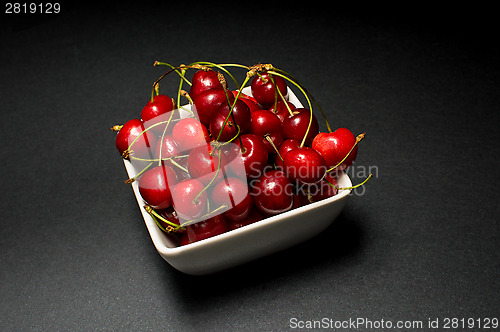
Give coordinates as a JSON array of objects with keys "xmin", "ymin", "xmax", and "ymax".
[{"xmin": 158, "ymin": 171, "xmax": 352, "ymax": 254}]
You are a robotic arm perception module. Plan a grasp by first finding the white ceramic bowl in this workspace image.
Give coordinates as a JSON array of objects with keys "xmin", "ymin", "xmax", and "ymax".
[{"xmin": 123, "ymin": 87, "xmax": 352, "ymax": 275}]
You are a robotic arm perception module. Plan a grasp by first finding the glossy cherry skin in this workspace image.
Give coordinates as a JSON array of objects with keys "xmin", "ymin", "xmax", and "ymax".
[
  {"xmin": 115, "ymin": 118, "xmax": 156, "ymax": 159},
  {"xmin": 249, "ymin": 109, "xmax": 283, "ymax": 154},
  {"xmin": 189, "ymin": 69, "xmax": 223, "ymax": 99},
  {"xmin": 233, "ymin": 91, "xmax": 264, "ymax": 114},
  {"xmin": 268, "ymin": 100, "xmax": 296, "ymax": 122},
  {"xmin": 211, "ymin": 177, "xmax": 253, "ymax": 222},
  {"xmin": 250, "ymin": 72, "xmax": 288, "ymax": 109},
  {"xmin": 141, "ymin": 94, "xmax": 177, "ymax": 135},
  {"xmin": 251, "ymin": 170, "xmax": 294, "ymax": 216},
  {"xmin": 209, "ymin": 110, "xmax": 239, "ymax": 142},
  {"xmin": 312, "ymin": 128, "xmax": 358, "ymax": 171},
  {"xmin": 282, "ymin": 108, "xmax": 319, "ymax": 147},
  {"xmin": 192, "ymin": 87, "xmax": 227, "ymax": 126},
  {"xmin": 138, "ymin": 165, "xmax": 178, "ymax": 210},
  {"xmin": 157, "ymin": 206, "xmax": 185, "ymax": 234},
  {"xmin": 171, "ymin": 117, "xmax": 210, "ymax": 152},
  {"xmin": 180, "ymin": 233, "xmax": 192, "ymax": 246},
  {"xmin": 141, "ymin": 94, "xmax": 175, "ymax": 121},
  {"xmin": 155, "ymin": 134, "xmax": 179, "ymax": 163},
  {"xmin": 187, "ymin": 143, "xmax": 227, "ymax": 186},
  {"xmin": 186, "ymin": 214, "xmax": 229, "ymax": 243},
  {"xmin": 227, "ymin": 207, "xmax": 264, "ymax": 230},
  {"xmin": 283, "ymin": 147, "xmax": 327, "ymax": 184},
  {"xmin": 216, "ymin": 98, "xmax": 252, "ymax": 134},
  {"xmin": 307, "ymin": 171, "xmax": 339, "ymax": 202},
  {"xmin": 154, "ymin": 135, "xmax": 189, "ymax": 180},
  {"xmin": 228, "ymin": 134, "xmax": 269, "ymax": 179},
  {"xmin": 231, "ymin": 90, "xmax": 258, "ymax": 104},
  {"xmin": 171, "ymin": 178, "xmax": 207, "ymax": 221},
  {"xmin": 275, "ymin": 138, "xmax": 300, "ymax": 170}
]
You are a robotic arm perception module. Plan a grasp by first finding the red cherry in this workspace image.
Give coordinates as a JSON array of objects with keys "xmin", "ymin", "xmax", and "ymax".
[
  {"xmin": 171, "ymin": 117, "xmax": 210, "ymax": 152},
  {"xmin": 141, "ymin": 95, "xmax": 180, "ymax": 136},
  {"xmin": 187, "ymin": 143, "xmax": 227, "ymax": 186},
  {"xmin": 186, "ymin": 214, "xmax": 229, "ymax": 243},
  {"xmin": 283, "ymin": 147, "xmax": 327, "ymax": 184},
  {"xmin": 268, "ymin": 100, "xmax": 296, "ymax": 122},
  {"xmin": 238, "ymin": 95, "xmax": 264, "ymax": 114},
  {"xmin": 250, "ymin": 72, "xmax": 288, "ymax": 109},
  {"xmin": 251, "ymin": 170, "xmax": 294, "ymax": 216},
  {"xmin": 141, "ymin": 95, "xmax": 175, "ymax": 121},
  {"xmin": 228, "ymin": 134, "xmax": 269, "ymax": 179},
  {"xmin": 192, "ymin": 87, "xmax": 227, "ymax": 126},
  {"xmin": 209, "ymin": 110, "xmax": 239, "ymax": 142},
  {"xmin": 154, "ymin": 136, "xmax": 189, "ymax": 180},
  {"xmin": 155, "ymin": 134, "xmax": 180, "ymax": 164},
  {"xmin": 307, "ymin": 171, "xmax": 339, "ymax": 202},
  {"xmin": 115, "ymin": 118, "xmax": 156, "ymax": 159},
  {"xmin": 171, "ymin": 178, "xmax": 207, "ymax": 221},
  {"xmin": 282, "ymin": 108, "xmax": 319, "ymax": 147},
  {"xmin": 291, "ymin": 194, "xmax": 305, "ymax": 209},
  {"xmin": 189, "ymin": 69, "xmax": 223, "ymax": 99},
  {"xmin": 216, "ymin": 98, "xmax": 251, "ymax": 134},
  {"xmin": 211, "ymin": 177, "xmax": 253, "ymax": 222},
  {"xmin": 231, "ymin": 90, "xmax": 258, "ymax": 104},
  {"xmin": 141, "ymin": 95, "xmax": 174, "ymax": 119},
  {"xmin": 227, "ymin": 207, "xmax": 264, "ymax": 230},
  {"xmin": 275, "ymin": 138, "xmax": 300, "ymax": 170},
  {"xmin": 293, "ymin": 187, "xmax": 312, "ymax": 207},
  {"xmin": 312, "ymin": 128, "xmax": 358, "ymax": 171},
  {"xmin": 138, "ymin": 165, "xmax": 178, "ymax": 210},
  {"xmin": 180, "ymin": 233, "xmax": 192, "ymax": 246},
  {"xmin": 157, "ymin": 206, "xmax": 186, "ymax": 234},
  {"xmin": 249, "ymin": 110, "xmax": 283, "ymax": 154}
]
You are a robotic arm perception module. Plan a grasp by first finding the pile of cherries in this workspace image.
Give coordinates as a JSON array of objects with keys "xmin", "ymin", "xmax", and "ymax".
[{"xmin": 112, "ymin": 62, "xmax": 366, "ymax": 246}]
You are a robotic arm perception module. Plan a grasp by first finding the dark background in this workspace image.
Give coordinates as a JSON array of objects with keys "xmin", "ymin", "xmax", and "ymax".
[{"xmin": 1, "ymin": 3, "xmax": 498, "ymax": 331}]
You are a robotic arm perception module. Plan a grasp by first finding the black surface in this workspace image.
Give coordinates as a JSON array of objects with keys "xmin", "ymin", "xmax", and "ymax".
[{"xmin": 1, "ymin": 3, "xmax": 499, "ymax": 331}]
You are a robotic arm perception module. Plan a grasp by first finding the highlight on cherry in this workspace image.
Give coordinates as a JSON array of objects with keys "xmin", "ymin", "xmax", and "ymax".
[{"xmin": 111, "ymin": 61, "xmax": 372, "ymax": 246}]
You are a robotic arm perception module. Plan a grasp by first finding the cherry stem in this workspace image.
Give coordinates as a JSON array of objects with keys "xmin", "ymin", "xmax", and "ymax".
[
  {"xmin": 266, "ymin": 70, "xmax": 312, "ymax": 111},
  {"xmin": 271, "ymin": 67, "xmax": 333, "ymax": 133},
  {"xmin": 264, "ymin": 134, "xmax": 283, "ymax": 161},
  {"xmin": 151, "ymin": 66, "xmax": 178, "ymax": 103},
  {"xmin": 180, "ymin": 90, "xmax": 193, "ymax": 104},
  {"xmin": 126, "ymin": 117, "xmax": 184, "ymax": 156},
  {"xmin": 178, "ymin": 204, "xmax": 229, "ymax": 229},
  {"xmin": 157, "ymin": 109, "xmax": 179, "ymax": 167},
  {"xmin": 266, "ymin": 70, "xmax": 313, "ymax": 148},
  {"xmin": 144, "ymin": 205, "xmax": 185, "ymax": 233},
  {"xmin": 151, "ymin": 62, "xmax": 192, "ymax": 113},
  {"xmin": 176, "ymin": 66, "xmax": 187, "ymax": 111},
  {"xmin": 110, "ymin": 125, "xmax": 123, "ymax": 132},
  {"xmin": 216, "ymin": 75, "xmax": 250, "ymax": 142},
  {"xmin": 193, "ymin": 151, "xmax": 223, "ymax": 204},
  {"xmin": 217, "ymin": 73, "xmax": 244, "ymax": 149},
  {"xmin": 188, "ymin": 61, "xmax": 240, "ymax": 87},
  {"xmin": 124, "ymin": 162, "xmax": 153, "ymax": 184},
  {"xmin": 326, "ymin": 132, "xmax": 366, "ymax": 173},
  {"xmin": 130, "ymin": 154, "xmax": 189, "ymax": 162},
  {"xmin": 131, "ymin": 155, "xmax": 189, "ymax": 173},
  {"xmin": 153, "ymin": 61, "xmax": 192, "ymax": 86},
  {"xmin": 226, "ymin": 125, "xmax": 241, "ymax": 144},
  {"xmin": 153, "ymin": 62, "xmax": 213, "ymax": 106},
  {"xmin": 276, "ymin": 82, "xmax": 294, "ymax": 117},
  {"xmin": 169, "ymin": 159, "xmax": 189, "ymax": 173},
  {"xmin": 336, "ymin": 173, "xmax": 373, "ymax": 191}
]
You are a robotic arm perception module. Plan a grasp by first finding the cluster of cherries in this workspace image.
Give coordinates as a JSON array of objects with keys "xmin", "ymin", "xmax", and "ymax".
[{"xmin": 112, "ymin": 62, "xmax": 366, "ymax": 246}]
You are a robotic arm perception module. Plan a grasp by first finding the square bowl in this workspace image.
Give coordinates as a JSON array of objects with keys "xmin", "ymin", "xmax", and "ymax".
[{"xmin": 123, "ymin": 87, "xmax": 352, "ymax": 275}]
